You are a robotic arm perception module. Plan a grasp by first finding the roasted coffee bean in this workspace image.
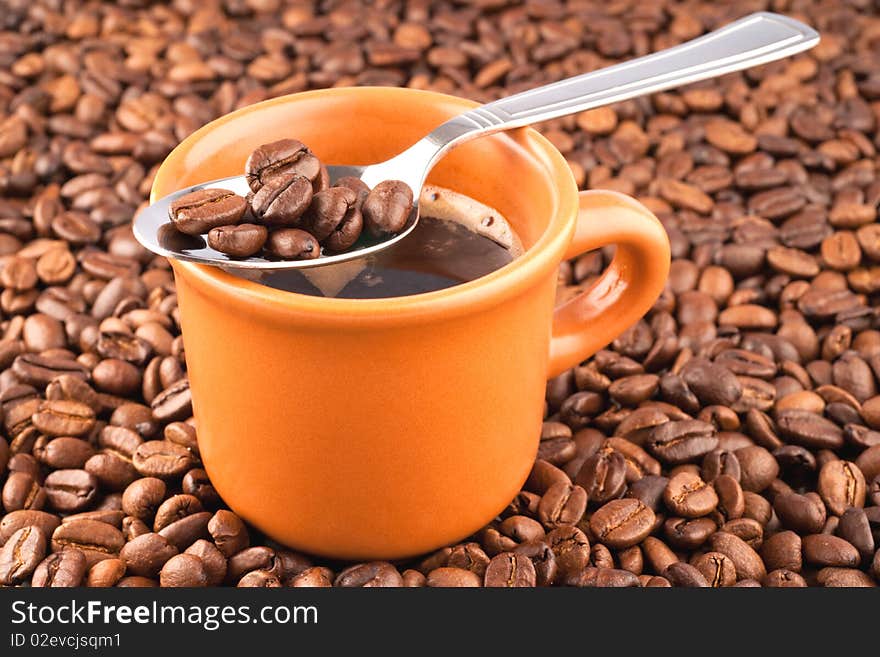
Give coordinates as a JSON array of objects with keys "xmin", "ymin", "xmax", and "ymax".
[
  {"xmin": 362, "ymin": 180, "xmax": 413, "ymax": 237},
  {"xmin": 774, "ymin": 493, "xmax": 827, "ymax": 535},
  {"xmin": 207, "ymin": 224, "xmax": 268, "ymax": 258},
  {"xmin": 590, "ymin": 544, "xmax": 615, "ymax": 570},
  {"xmin": 51, "ymin": 519, "xmax": 124, "ymax": 567},
  {"xmin": 334, "ymin": 562, "xmax": 403, "ymax": 587},
  {"xmin": 0, "ymin": 510, "xmax": 60, "ymax": 544},
  {"xmin": 115, "ymin": 576, "xmax": 158, "ymax": 588},
  {"xmin": 626, "ymin": 475, "xmax": 669, "ymax": 512},
  {"xmin": 403, "ymin": 569, "xmax": 426, "ymax": 587},
  {"xmin": 589, "ymin": 498, "xmax": 655, "ymax": 549},
  {"xmin": 43, "ymin": 469, "xmax": 98, "ymax": 513},
  {"xmin": 764, "ymin": 569, "xmax": 807, "ymax": 587},
  {"xmin": 426, "ymin": 567, "xmax": 482, "ymax": 587},
  {"xmin": 575, "ymin": 448, "xmax": 626, "ymax": 504},
  {"xmin": 119, "ymin": 532, "xmax": 178, "ymax": 578},
  {"xmin": 169, "ymin": 189, "xmax": 247, "ymax": 236},
  {"xmin": 648, "ymin": 420, "xmax": 719, "ymax": 464},
  {"xmin": 132, "ymin": 441, "xmax": 194, "ymax": 479},
  {"xmin": 664, "ymin": 471, "xmax": 718, "ymax": 518},
  {"xmin": 537, "ymin": 482, "xmax": 587, "ymax": 528},
  {"xmin": 165, "ymin": 423, "xmax": 199, "ymax": 456},
  {"xmin": 150, "ymin": 379, "xmax": 192, "ymax": 423},
  {"xmin": 245, "ymin": 139, "xmax": 319, "ymax": 193},
  {"xmin": 63, "ymin": 510, "xmax": 124, "ymax": 528},
  {"xmin": 837, "ymin": 508, "xmax": 874, "ymax": 561},
  {"xmin": 640, "ymin": 536, "xmax": 677, "ymax": 574},
  {"xmin": 85, "ymin": 452, "xmax": 137, "ymax": 491},
  {"xmin": 121, "ymin": 478, "xmax": 166, "ymax": 522},
  {"xmin": 526, "ymin": 460, "xmax": 570, "ymax": 495},
  {"xmin": 182, "ymin": 469, "xmax": 220, "ymax": 508},
  {"xmin": 265, "ymin": 228, "xmax": 320, "ymax": 260},
  {"xmin": 761, "ymin": 531, "xmax": 803, "ymax": 572},
  {"xmin": 13, "ymin": 353, "xmax": 89, "ymax": 387},
  {"xmin": 32, "ymin": 549, "xmax": 87, "ymax": 587},
  {"xmin": 735, "ymin": 446, "xmax": 779, "ymax": 493},
  {"xmin": 513, "ymin": 540, "xmax": 558, "ymax": 586},
  {"xmin": 92, "ymin": 359, "xmax": 141, "ymax": 396},
  {"xmin": 680, "ymin": 358, "xmax": 741, "ymax": 406},
  {"xmin": 708, "ymin": 531, "xmax": 766, "ymax": 581},
  {"xmin": 289, "ymin": 567, "xmax": 333, "ymax": 588},
  {"xmin": 802, "ymin": 534, "xmax": 860, "ymax": 568},
  {"xmin": 85, "ymin": 557, "xmax": 126, "ymax": 588},
  {"xmin": 32, "ymin": 399, "xmax": 95, "ymax": 437},
  {"xmin": 776, "ymin": 409, "xmax": 845, "ymax": 449},
  {"xmin": 45, "ymin": 375, "xmax": 100, "ymax": 413},
  {"xmin": 248, "ymin": 172, "xmax": 313, "ymax": 226},
  {"xmin": 565, "ymin": 566, "xmax": 640, "ymax": 588},
  {"xmin": 498, "ymin": 515, "xmax": 544, "ymax": 544},
  {"xmin": 0, "ymin": 526, "xmax": 46, "ymax": 584},
  {"xmin": 663, "ymin": 516, "xmax": 717, "ymax": 550},
  {"xmin": 446, "ymin": 542, "xmax": 490, "ymax": 578},
  {"xmin": 713, "ymin": 474, "xmax": 745, "ymax": 522},
  {"xmin": 305, "ymin": 187, "xmax": 360, "ymax": 243},
  {"xmin": 122, "ymin": 517, "xmax": 150, "ymax": 542},
  {"xmin": 617, "ymin": 545, "xmax": 645, "ymax": 575},
  {"xmin": 605, "ymin": 437, "xmax": 661, "ymax": 481},
  {"xmin": 721, "ymin": 518, "xmax": 764, "ymax": 549},
  {"xmin": 694, "ymin": 551, "xmax": 737, "ymax": 587},
  {"xmin": 97, "ymin": 332, "xmax": 151, "ymax": 366},
  {"xmin": 184, "ymin": 540, "xmax": 227, "ymax": 587},
  {"xmin": 701, "ymin": 449, "xmax": 741, "ymax": 483},
  {"xmin": 208, "ymin": 510, "xmax": 249, "ymax": 557},
  {"xmin": 2, "ymin": 471, "xmax": 46, "ymax": 512},
  {"xmin": 160, "ymin": 553, "xmax": 208, "ymax": 587},
  {"xmin": 560, "ymin": 391, "xmax": 604, "ymax": 428},
  {"xmin": 153, "ymin": 495, "xmax": 202, "ymax": 533},
  {"xmin": 869, "ymin": 476, "xmax": 880, "ymax": 507},
  {"xmin": 484, "ymin": 552, "xmax": 536, "ymax": 587},
  {"xmin": 546, "ymin": 526, "xmax": 590, "ymax": 578},
  {"xmin": 663, "ymin": 561, "xmax": 710, "ymax": 588},
  {"xmin": 158, "ymin": 511, "xmax": 212, "ymax": 551},
  {"xmin": 817, "ymin": 459, "xmax": 866, "ymax": 515},
  {"xmin": 816, "ymin": 567, "xmax": 876, "ymax": 588}
]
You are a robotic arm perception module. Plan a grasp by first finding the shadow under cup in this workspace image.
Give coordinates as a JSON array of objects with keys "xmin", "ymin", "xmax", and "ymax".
[{"xmin": 152, "ymin": 87, "xmax": 579, "ymax": 560}]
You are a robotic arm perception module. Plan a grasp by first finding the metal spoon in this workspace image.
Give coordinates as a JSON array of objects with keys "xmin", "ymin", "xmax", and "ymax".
[{"xmin": 134, "ymin": 11, "xmax": 818, "ymax": 270}]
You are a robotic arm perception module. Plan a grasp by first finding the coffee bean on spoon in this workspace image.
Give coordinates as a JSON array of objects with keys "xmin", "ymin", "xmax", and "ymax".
[
  {"xmin": 313, "ymin": 165, "xmax": 330, "ymax": 193},
  {"xmin": 335, "ymin": 176, "xmax": 370, "ymax": 202},
  {"xmin": 362, "ymin": 180, "xmax": 414, "ymax": 237},
  {"xmin": 245, "ymin": 139, "xmax": 321, "ymax": 192},
  {"xmin": 168, "ymin": 189, "xmax": 247, "ymax": 235},
  {"xmin": 207, "ymin": 224, "xmax": 268, "ymax": 258},
  {"xmin": 248, "ymin": 172, "xmax": 313, "ymax": 226},
  {"xmin": 305, "ymin": 187, "xmax": 364, "ymax": 251},
  {"xmin": 305, "ymin": 188, "xmax": 358, "ymax": 241},
  {"xmin": 325, "ymin": 205, "xmax": 364, "ymax": 252},
  {"xmin": 265, "ymin": 229, "xmax": 320, "ymax": 260}
]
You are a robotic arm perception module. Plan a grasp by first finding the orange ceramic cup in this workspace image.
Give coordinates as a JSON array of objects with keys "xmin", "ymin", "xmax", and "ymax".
[{"xmin": 152, "ymin": 87, "xmax": 670, "ymax": 560}]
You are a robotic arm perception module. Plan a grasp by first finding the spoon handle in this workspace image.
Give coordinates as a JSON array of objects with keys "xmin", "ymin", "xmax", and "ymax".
[{"xmin": 426, "ymin": 12, "xmax": 818, "ymax": 154}]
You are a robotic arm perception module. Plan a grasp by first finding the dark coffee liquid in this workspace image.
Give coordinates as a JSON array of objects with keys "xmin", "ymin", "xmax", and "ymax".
[{"xmin": 258, "ymin": 214, "xmax": 519, "ymax": 298}]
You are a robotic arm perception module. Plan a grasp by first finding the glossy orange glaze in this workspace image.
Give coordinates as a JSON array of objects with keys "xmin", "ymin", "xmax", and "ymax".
[{"xmin": 153, "ymin": 87, "xmax": 669, "ymax": 559}]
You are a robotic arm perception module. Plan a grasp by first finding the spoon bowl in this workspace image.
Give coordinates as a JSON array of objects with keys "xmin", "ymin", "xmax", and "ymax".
[{"xmin": 134, "ymin": 167, "xmax": 421, "ymax": 270}]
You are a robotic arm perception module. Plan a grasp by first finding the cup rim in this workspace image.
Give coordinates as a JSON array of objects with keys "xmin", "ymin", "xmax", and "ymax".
[{"xmin": 154, "ymin": 87, "xmax": 579, "ymax": 326}]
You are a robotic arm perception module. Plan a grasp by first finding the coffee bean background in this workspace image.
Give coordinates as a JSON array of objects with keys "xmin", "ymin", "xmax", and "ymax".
[{"xmin": 1, "ymin": 1, "xmax": 880, "ymax": 587}]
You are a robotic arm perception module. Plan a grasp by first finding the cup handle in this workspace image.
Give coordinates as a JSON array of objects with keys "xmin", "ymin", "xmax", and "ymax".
[{"xmin": 548, "ymin": 190, "xmax": 671, "ymax": 378}]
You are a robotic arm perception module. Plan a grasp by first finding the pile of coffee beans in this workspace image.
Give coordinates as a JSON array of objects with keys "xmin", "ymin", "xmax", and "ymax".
[
  {"xmin": 2, "ymin": 0, "xmax": 880, "ymax": 587},
  {"xmin": 168, "ymin": 138, "xmax": 412, "ymax": 259}
]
